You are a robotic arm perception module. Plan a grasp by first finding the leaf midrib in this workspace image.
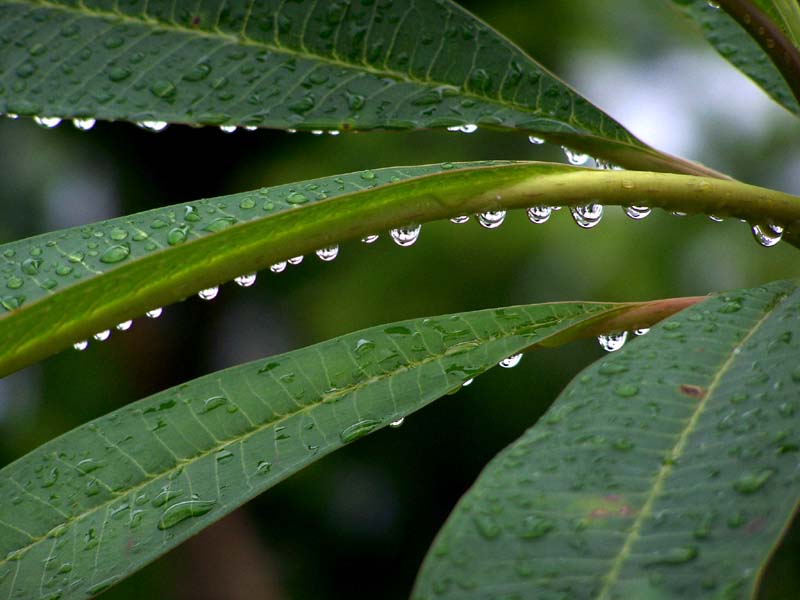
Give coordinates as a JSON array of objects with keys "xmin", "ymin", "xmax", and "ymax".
[
  {"xmin": 595, "ymin": 293, "xmax": 786, "ymax": 598},
  {"xmin": 0, "ymin": 306, "xmax": 608, "ymax": 568},
  {"xmin": 6, "ymin": 0, "xmax": 639, "ymax": 145}
]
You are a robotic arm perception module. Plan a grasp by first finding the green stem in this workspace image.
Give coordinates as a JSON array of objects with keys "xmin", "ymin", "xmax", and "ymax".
[{"xmin": 717, "ymin": 0, "xmax": 800, "ymax": 107}]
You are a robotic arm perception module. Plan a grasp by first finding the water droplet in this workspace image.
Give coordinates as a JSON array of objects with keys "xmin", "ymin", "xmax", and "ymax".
[
  {"xmin": 167, "ymin": 226, "xmax": 189, "ymax": 245},
  {"xmin": 598, "ymin": 331, "xmax": 628, "ymax": 352},
  {"xmin": 256, "ymin": 460, "xmax": 272, "ymax": 475},
  {"xmin": 340, "ymin": 419, "xmax": 381, "ymax": 443},
  {"xmin": 116, "ymin": 320, "xmax": 133, "ymax": 331},
  {"xmin": 526, "ymin": 206, "xmax": 551, "ymax": 224},
  {"xmin": 389, "ymin": 417, "xmax": 405, "ymax": 428},
  {"xmin": 519, "ymin": 515, "xmax": 555, "ymax": 539},
  {"xmin": 99, "ymin": 244, "xmax": 130, "ymax": 263},
  {"xmin": 463, "ymin": 377, "xmax": 474, "ymax": 386},
  {"xmin": 234, "ymin": 273, "xmax": 256, "ymax": 287},
  {"xmin": 570, "ymin": 204, "xmax": 603, "ymax": 228},
  {"xmin": 157, "ymin": 499, "xmax": 216, "ymax": 530},
  {"xmin": 146, "ymin": 307, "xmax": 163, "ymax": 318},
  {"xmin": 198, "ymin": 286, "xmax": 218, "ymax": 300},
  {"xmin": 751, "ymin": 223, "xmax": 783, "ymax": 247},
  {"xmin": 316, "ymin": 246, "xmax": 339, "ymax": 261},
  {"xmin": 478, "ymin": 210, "xmax": 506, "ymax": 229},
  {"xmin": 450, "ymin": 215, "xmax": 470, "ymax": 224},
  {"xmin": 73, "ymin": 340, "xmax": 88, "ymax": 351},
  {"xmin": 287, "ymin": 255, "xmax": 304, "ymax": 265},
  {"xmin": 136, "ymin": 120, "xmax": 168, "ymax": 132},
  {"xmin": 72, "ymin": 118, "xmax": 96, "ymax": 131},
  {"xmin": 733, "ymin": 469, "xmax": 774, "ymax": 494},
  {"xmin": 390, "ymin": 224, "xmax": 421, "ymax": 247},
  {"xmin": 708, "ymin": 215, "xmax": 724, "ymax": 223},
  {"xmin": 624, "ymin": 206, "xmax": 651, "ymax": 220},
  {"xmin": 562, "ymin": 147, "xmax": 589, "ymax": 165},
  {"xmin": 93, "ymin": 330, "xmax": 110, "ymax": 342},
  {"xmin": 499, "ymin": 353, "xmax": 522, "ymax": 368},
  {"xmin": 447, "ymin": 123, "xmax": 477, "ymax": 133},
  {"xmin": 361, "ymin": 234, "xmax": 379, "ymax": 243},
  {"xmin": 614, "ymin": 384, "xmax": 639, "ymax": 398},
  {"xmin": 634, "ymin": 328, "xmax": 650, "ymax": 336},
  {"xmin": 219, "ymin": 125, "xmax": 237, "ymax": 133},
  {"xmin": 527, "ymin": 135, "xmax": 544, "ymax": 145},
  {"xmin": 672, "ymin": 211, "xmax": 687, "ymax": 217},
  {"xmin": 270, "ymin": 261, "xmax": 287, "ymax": 273},
  {"xmin": 150, "ymin": 79, "xmax": 176, "ymax": 99},
  {"xmin": 34, "ymin": 116, "xmax": 62, "ymax": 128}
]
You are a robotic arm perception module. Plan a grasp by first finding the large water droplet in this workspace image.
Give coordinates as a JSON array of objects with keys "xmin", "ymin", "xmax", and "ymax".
[
  {"xmin": 570, "ymin": 204, "xmax": 603, "ymax": 228},
  {"xmin": 116, "ymin": 320, "xmax": 133, "ymax": 331},
  {"xmin": 634, "ymin": 328, "xmax": 650, "ymax": 336},
  {"xmin": 361, "ymin": 234, "xmax": 379, "ymax": 244},
  {"xmin": 72, "ymin": 118, "xmax": 96, "ymax": 131},
  {"xmin": 93, "ymin": 330, "xmax": 110, "ymax": 342},
  {"xmin": 269, "ymin": 261, "xmax": 287, "ymax": 273},
  {"xmin": 157, "ymin": 499, "xmax": 216, "ymax": 530},
  {"xmin": 390, "ymin": 224, "xmax": 421, "ymax": 247},
  {"xmin": 526, "ymin": 206, "xmax": 551, "ymax": 224},
  {"xmin": 198, "ymin": 286, "xmax": 218, "ymax": 300},
  {"xmin": 751, "ymin": 223, "xmax": 783, "ymax": 247},
  {"xmin": 499, "ymin": 353, "xmax": 522, "ymax": 368},
  {"xmin": 463, "ymin": 377, "xmax": 474, "ymax": 386},
  {"xmin": 234, "ymin": 273, "xmax": 257, "ymax": 287},
  {"xmin": 447, "ymin": 123, "xmax": 477, "ymax": 133},
  {"xmin": 624, "ymin": 206, "xmax": 651, "ymax": 220},
  {"xmin": 287, "ymin": 255, "xmax": 304, "ymax": 265},
  {"xmin": 478, "ymin": 210, "xmax": 506, "ymax": 229},
  {"xmin": 136, "ymin": 120, "xmax": 168, "ymax": 132},
  {"xmin": 340, "ymin": 419, "xmax": 381, "ymax": 443},
  {"xmin": 34, "ymin": 116, "xmax": 61, "ymax": 128},
  {"xmin": 527, "ymin": 135, "xmax": 544, "ymax": 145},
  {"xmin": 450, "ymin": 215, "xmax": 470, "ymax": 224},
  {"xmin": 389, "ymin": 417, "xmax": 405, "ymax": 428},
  {"xmin": 598, "ymin": 331, "xmax": 628, "ymax": 352},
  {"xmin": 99, "ymin": 244, "xmax": 131, "ymax": 263},
  {"xmin": 146, "ymin": 307, "xmax": 163, "ymax": 318},
  {"xmin": 219, "ymin": 125, "xmax": 237, "ymax": 133},
  {"xmin": 73, "ymin": 340, "xmax": 88, "ymax": 351},
  {"xmin": 562, "ymin": 147, "xmax": 589, "ymax": 165},
  {"xmin": 316, "ymin": 246, "xmax": 339, "ymax": 261}
]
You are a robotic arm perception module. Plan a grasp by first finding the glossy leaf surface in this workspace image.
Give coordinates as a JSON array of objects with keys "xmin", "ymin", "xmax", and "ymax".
[
  {"xmin": 0, "ymin": 298, "xmax": 660, "ymax": 600},
  {"xmin": 415, "ymin": 280, "xmax": 800, "ymax": 599},
  {"xmin": 0, "ymin": 0, "xmax": 712, "ymax": 174}
]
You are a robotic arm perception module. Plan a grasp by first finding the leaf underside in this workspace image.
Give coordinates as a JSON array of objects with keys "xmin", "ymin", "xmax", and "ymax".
[
  {"xmin": 670, "ymin": 0, "xmax": 800, "ymax": 115},
  {"xmin": 0, "ymin": 299, "xmax": 641, "ymax": 600},
  {"xmin": 414, "ymin": 279, "xmax": 800, "ymax": 600},
  {"xmin": 0, "ymin": 0, "xmax": 699, "ymax": 172}
]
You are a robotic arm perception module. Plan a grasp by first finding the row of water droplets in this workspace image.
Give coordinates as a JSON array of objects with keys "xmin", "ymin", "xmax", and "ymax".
[{"xmin": 12, "ymin": 115, "xmax": 787, "ymax": 247}]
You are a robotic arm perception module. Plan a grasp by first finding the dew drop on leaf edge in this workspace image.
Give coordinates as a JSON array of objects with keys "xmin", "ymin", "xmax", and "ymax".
[{"xmin": 598, "ymin": 331, "xmax": 628, "ymax": 352}]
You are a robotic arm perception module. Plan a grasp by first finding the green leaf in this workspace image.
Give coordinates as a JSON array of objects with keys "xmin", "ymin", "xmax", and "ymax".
[
  {"xmin": 0, "ymin": 0, "xmax": 716, "ymax": 175},
  {"xmin": 1, "ymin": 160, "xmax": 797, "ymax": 377},
  {"xmin": 670, "ymin": 0, "xmax": 800, "ymax": 115},
  {"xmin": 413, "ymin": 279, "xmax": 800, "ymax": 599},
  {"xmin": 0, "ymin": 297, "xmax": 681, "ymax": 600}
]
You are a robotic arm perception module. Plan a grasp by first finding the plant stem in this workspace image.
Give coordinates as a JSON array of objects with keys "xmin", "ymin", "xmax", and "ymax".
[{"xmin": 717, "ymin": 0, "xmax": 800, "ymax": 107}]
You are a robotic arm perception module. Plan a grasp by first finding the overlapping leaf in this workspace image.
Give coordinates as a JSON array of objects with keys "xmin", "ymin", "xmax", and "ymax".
[
  {"xmin": 414, "ymin": 279, "xmax": 800, "ymax": 599},
  {"xmin": 0, "ymin": 0, "xmax": 715, "ymax": 174},
  {"xmin": 0, "ymin": 297, "xmax": 684, "ymax": 600},
  {"xmin": 671, "ymin": 0, "xmax": 800, "ymax": 114},
  {"xmin": 2, "ymin": 160, "xmax": 798, "ymax": 378}
]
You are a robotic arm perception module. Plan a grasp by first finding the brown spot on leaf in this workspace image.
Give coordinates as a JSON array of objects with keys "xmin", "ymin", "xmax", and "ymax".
[{"xmin": 679, "ymin": 384, "xmax": 706, "ymax": 399}]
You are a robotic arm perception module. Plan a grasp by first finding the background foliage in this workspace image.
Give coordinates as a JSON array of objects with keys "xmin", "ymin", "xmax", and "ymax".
[{"xmin": 1, "ymin": 1, "xmax": 799, "ymax": 598}]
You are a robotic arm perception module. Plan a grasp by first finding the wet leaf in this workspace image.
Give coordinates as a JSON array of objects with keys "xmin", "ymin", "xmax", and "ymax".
[
  {"xmin": 0, "ymin": 298, "xmax": 674, "ymax": 599},
  {"xmin": 0, "ymin": 0, "xmax": 714, "ymax": 174},
  {"xmin": 414, "ymin": 280, "xmax": 800, "ymax": 599},
  {"xmin": 1, "ymin": 161, "xmax": 795, "ymax": 377}
]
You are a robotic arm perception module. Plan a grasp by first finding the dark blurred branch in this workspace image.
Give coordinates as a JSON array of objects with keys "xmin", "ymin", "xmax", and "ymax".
[{"xmin": 717, "ymin": 0, "xmax": 800, "ymax": 106}]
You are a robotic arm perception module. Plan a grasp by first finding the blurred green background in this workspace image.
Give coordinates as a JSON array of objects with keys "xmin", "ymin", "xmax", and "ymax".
[{"xmin": 1, "ymin": 1, "xmax": 799, "ymax": 598}]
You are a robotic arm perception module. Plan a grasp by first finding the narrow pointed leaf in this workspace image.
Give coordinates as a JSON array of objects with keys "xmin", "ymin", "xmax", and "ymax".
[
  {"xmin": 1, "ymin": 160, "xmax": 798, "ymax": 377},
  {"xmin": 0, "ymin": 297, "xmax": 694, "ymax": 600},
  {"xmin": 0, "ymin": 0, "xmax": 714, "ymax": 175},
  {"xmin": 671, "ymin": 0, "xmax": 800, "ymax": 114},
  {"xmin": 414, "ymin": 280, "xmax": 800, "ymax": 599}
]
